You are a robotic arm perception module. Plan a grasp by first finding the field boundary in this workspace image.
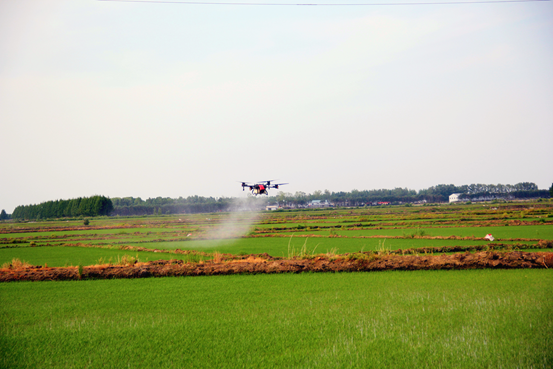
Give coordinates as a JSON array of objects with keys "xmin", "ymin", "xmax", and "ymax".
[{"xmin": 1, "ymin": 251, "xmax": 552, "ymax": 282}]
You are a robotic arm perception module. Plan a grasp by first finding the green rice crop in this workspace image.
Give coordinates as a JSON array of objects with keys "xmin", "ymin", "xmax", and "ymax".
[
  {"xmin": 0, "ymin": 246, "xmax": 207, "ymax": 267},
  {"xmin": 2, "ymin": 204, "xmax": 551, "ymax": 266},
  {"xmin": 0, "ymin": 236, "xmax": 539, "ymax": 267},
  {"xmin": 300, "ymin": 225, "xmax": 553, "ymax": 240},
  {"xmin": 1, "ymin": 269, "xmax": 551, "ymax": 368},
  {"xmin": 0, "ymin": 227, "xmax": 177, "ymax": 239},
  {"xmin": 126, "ymin": 237, "xmax": 511, "ymax": 256}
]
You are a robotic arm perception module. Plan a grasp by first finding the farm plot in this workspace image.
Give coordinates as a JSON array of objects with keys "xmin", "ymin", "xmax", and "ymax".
[
  {"xmin": 254, "ymin": 221, "xmax": 553, "ymax": 236},
  {"xmin": 1, "ymin": 202, "xmax": 552, "ymax": 267},
  {"xmin": 0, "ymin": 246, "xmax": 208, "ymax": 268},
  {"xmin": 1, "ymin": 201, "xmax": 552, "ymax": 368},
  {"xmin": 122, "ymin": 237, "xmax": 520, "ymax": 255},
  {"xmin": 1, "ymin": 270, "xmax": 551, "ymax": 368}
]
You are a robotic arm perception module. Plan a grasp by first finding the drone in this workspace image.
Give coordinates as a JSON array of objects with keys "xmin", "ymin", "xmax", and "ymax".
[{"xmin": 240, "ymin": 180, "xmax": 288, "ymax": 196}]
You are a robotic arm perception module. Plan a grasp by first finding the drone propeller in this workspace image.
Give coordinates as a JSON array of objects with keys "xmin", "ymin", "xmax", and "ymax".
[
  {"xmin": 257, "ymin": 180, "xmax": 276, "ymax": 185},
  {"xmin": 271, "ymin": 183, "xmax": 288, "ymax": 189},
  {"xmin": 239, "ymin": 181, "xmax": 253, "ymax": 191}
]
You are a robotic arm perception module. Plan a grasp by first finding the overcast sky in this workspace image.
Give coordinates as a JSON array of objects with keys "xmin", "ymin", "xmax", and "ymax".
[{"xmin": 1, "ymin": 0, "xmax": 552, "ymax": 213}]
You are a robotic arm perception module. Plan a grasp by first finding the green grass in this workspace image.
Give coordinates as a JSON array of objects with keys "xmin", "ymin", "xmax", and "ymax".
[
  {"xmin": 123, "ymin": 237, "xmax": 515, "ymax": 255},
  {"xmin": 2, "ymin": 203, "xmax": 551, "ymax": 266},
  {"xmin": 0, "ymin": 246, "xmax": 207, "ymax": 267},
  {"xmin": 0, "ymin": 237, "xmax": 539, "ymax": 267},
  {"xmin": 0, "ymin": 227, "xmax": 184, "ymax": 239},
  {"xmin": 1, "ymin": 236, "xmax": 543, "ymax": 267},
  {"xmin": 1, "ymin": 269, "xmax": 551, "ymax": 368},
  {"xmin": 289, "ymin": 224, "xmax": 553, "ymax": 240}
]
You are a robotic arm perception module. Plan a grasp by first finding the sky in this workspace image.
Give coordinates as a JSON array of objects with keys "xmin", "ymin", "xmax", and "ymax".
[{"xmin": 1, "ymin": 0, "xmax": 552, "ymax": 213}]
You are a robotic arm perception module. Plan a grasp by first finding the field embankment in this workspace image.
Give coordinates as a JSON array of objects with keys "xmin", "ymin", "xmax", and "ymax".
[{"xmin": 2, "ymin": 251, "xmax": 551, "ymax": 282}]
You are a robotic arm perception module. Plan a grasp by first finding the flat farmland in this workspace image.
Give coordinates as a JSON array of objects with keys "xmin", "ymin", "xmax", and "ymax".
[
  {"xmin": 1, "ymin": 200, "xmax": 552, "ymax": 368},
  {"xmin": 119, "ymin": 237, "xmax": 534, "ymax": 256},
  {"xmin": 1, "ymin": 270, "xmax": 551, "ymax": 368},
  {"xmin": 0, "ymin": 246, "xmax": 208, "ymax": 268},
  {"xmin": 2, "ymin": 202, "xmax": 552, "ymax": 266}
]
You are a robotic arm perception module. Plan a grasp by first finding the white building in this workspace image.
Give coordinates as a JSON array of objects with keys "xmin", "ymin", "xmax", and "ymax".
[
  {"xmin": 449, "ymin": 193, "xmax": 463, "ymax": 203},
  {"xmin": 308, "ymin": 200, "xmax": 330, "ymax": 207}
]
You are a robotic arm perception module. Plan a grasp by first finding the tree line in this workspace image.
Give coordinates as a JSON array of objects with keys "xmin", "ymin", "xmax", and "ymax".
[
  {"xmin": 4, "ymin": 182, "xmax": 549, "ymax": 220},
  {"xmin": 273, "ymin": 182, "xmax": 548, "ymax": 207},
  {"xmin": 110, "ymin": 182, "xmax": 548, "ymax": 215},
  {"xmin": 11, "ymin": 196, "xmax": 114, "ymax": 220},
  {"xmin": 110, "ymin": 196, "xmax": 261, "ymax": 216}
]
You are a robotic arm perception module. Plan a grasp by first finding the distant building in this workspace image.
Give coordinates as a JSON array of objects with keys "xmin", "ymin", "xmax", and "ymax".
[
  {"xmin": 265, "ymin": 205, "xmax": 279, "ymax": 211},
  {"xmin": 308, "ymin": 200, "xmax": 330, "ymax": 207},
  {"xmin": 449, "ymin": 193, "xmax": 463, "ymax": 203}
]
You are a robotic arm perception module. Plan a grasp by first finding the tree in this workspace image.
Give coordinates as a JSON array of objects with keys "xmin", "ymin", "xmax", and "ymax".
[
  {"xmin": 11, "ymin": 195, "xmax": 113, "ymax": 220},
  {"xmin": 92, "ymin": 196, "xmax": 114, "ymax": 216},
  {"xmin": 550, "ymin": 183, "xmax": 553, "ymax": 198},
  {"xmin": 0, "ymin": 209, "xmax": 8, "ymax": 220}
]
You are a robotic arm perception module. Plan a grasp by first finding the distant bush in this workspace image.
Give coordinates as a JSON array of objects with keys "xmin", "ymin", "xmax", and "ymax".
[{"xmin": 1, "ymin": 258, "xmax": 32, "ymax": 269}]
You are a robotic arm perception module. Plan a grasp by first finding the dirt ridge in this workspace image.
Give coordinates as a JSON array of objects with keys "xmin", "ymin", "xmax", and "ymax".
[{"xmin": 1, "ymin": 251, "xmax": 552, "ymax": 282}]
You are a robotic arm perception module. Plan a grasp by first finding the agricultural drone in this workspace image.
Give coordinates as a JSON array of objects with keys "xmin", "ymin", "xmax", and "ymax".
[{"xmin": 240, "ymin": 180, "xmax": 287, "ymax": 196}]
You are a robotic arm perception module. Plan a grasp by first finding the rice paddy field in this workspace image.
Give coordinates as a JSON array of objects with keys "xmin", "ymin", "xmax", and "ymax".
[{"xmin": 1, "ymin": 200, "xmax": 553, "ymax": 368}]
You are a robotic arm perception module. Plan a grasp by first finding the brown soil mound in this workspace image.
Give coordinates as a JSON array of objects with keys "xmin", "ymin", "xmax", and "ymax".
[{"xmin": 1, "ymin": 251, "xmax": 551, "ymax": 282}]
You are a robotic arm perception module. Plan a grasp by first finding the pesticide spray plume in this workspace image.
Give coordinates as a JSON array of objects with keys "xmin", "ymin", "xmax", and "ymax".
[{"xmin": 200, "ymin": 196, "xmax": 265, "ymax": 248}]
